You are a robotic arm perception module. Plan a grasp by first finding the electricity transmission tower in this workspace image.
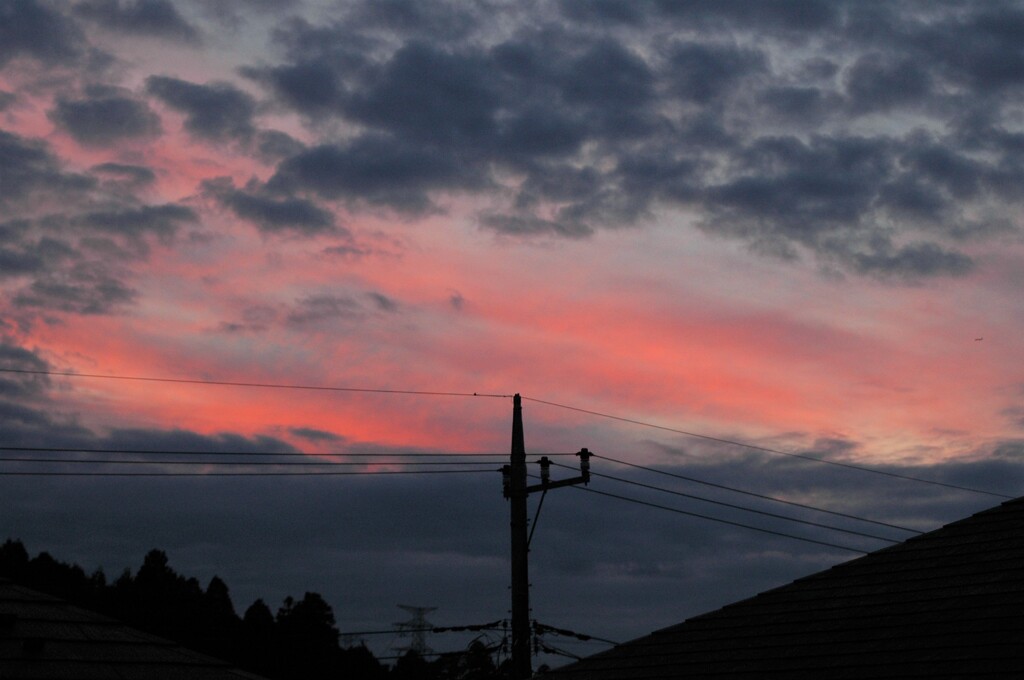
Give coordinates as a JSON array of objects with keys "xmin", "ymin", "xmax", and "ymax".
[{"xmin": 393, "ymin": 604, "xmax": 437, "ymax": 656}]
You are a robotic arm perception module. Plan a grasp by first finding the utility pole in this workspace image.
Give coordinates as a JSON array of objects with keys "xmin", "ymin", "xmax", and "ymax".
[
  {"xmin": 503, "ymin": 394, "xmax": 592, "ymax": 680},
  {"xmin": 508, "ymin": 394, "xmax": 531, "ymax": 680}
]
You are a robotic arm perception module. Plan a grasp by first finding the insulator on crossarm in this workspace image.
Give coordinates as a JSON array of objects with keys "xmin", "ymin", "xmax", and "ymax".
[{"xmin": 577, "ymin": 448, "xmax": 591, "ymax": 484}]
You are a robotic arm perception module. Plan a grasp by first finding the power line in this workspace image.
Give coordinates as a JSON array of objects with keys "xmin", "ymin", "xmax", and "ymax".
[
  {"xmin": 533, "ymin": 622, "xmax": 618, "ymax": 646},
  {"xmin": 549, "ymin": 461, "xmax": 899, "ymax": 543},
  {"xmin": 0, "ymin": 457, "xmax": 499, "ymax": 467},
  {"xmin": 567, "ymin": 484, "xmax": 870, "ymax": 554},
  {"xmin": 0, "ymin": 446, "xmax": 575, "ymax": 458},
  {"xmin": 339, "ymin": 622, "xmax": 507, "ymax": 637},
  {"xmin": 0, "ymin": 368, "xmax": 512, "ymax": 399},
  {"xmin": 0, "ymin": 469, "xmax": 494, "ymax": 477},
  {"xmin": 523, "ymin": 397, "xmax": 1012, "ymax": 499},
  {"xmin": 3, "ymin": 367, "xmax": 1009, "ymax": 498},
  {"xmin": 592, "ymin": 454, "xmax": 921, "ymax": 534}
]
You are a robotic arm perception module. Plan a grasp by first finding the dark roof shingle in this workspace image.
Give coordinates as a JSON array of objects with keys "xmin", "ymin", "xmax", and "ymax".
[
  {"xmin": 0, "ymin": 580, "xmax": 268, "ymax": 680},
  {"xmin": 549, "ymin": 496, "xmax": 1024, "ymax": 679}
]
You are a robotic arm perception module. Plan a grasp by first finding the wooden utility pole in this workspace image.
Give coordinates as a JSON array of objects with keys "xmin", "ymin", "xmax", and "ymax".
[
  {"xmin": 503, "ymin": 394, "xmax": 592, "ymax": 680},
  {"xmin": 509, "ymin": 394, "xmax": 531, "ymax": 680}
]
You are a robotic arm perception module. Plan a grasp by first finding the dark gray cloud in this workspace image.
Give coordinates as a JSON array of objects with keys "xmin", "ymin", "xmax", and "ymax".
[
  {"xmin": 146, "ymin": 76, "xmax": 256, "ymax": 142},
  {"xmin": 343, "ymin": 41, "xmax": 502, "ymax": 149},
  {"xmin": 646, "ymin": 0, "xmax": 843, "ymax": 34},
  {"xmin": 238, "ymin": 1, "xmax": 1024, "ymax": 280},
  {"xmin": 3, "ymin": 2, "xmax": 1021, "ymax": 281},
  {"xmin": 555, "ymin": 39, "xmax": 655, "ymax": 109},
  {"xmin": 703, "ymin": 135, "xmax": 895, "ymax": 236},
  {"xmin": 268, "ymin": 136, "xmax": 483, "ymax": 213},
  {"xmin": 194, "ymin": 0, "xmax": 300, "ymax": 28},
  {"xmin": 758, "ymin": 85, "xmax": 841, "ymax": 127},
  {"xmin": 0, "ymin": 0, "xmax": 85, "ymax": 67},
  {"xmin": 448, "ymin": 291, "xmax": 464, "ymax": 311},
  {"xmin": 2, "ymin": 204, "xmax": 192, "ymax": 275},
  {"xmin": 218, "ymin": 304, "xmax": 277, "ymax": 334},
  {"xmin": 0, "ymin": 339, "xmax": 50, "ymax": 400},
  {"xmin": 847, "ymin": 241, "xmax": 975, "ymax": 280},
  {"xmin": 91, "ymin": 162, "xmax": 157, "ymax": 187},
  {"xmin": 12, "ymin": 260, "xmax": 137, "ymax": 315},
  {"xmin": 0, "ymin": 130, "xmax": 95, "ymax": 205},
  {"xmin": 666, "ymin": 41, "xmax": 767, "ymax": 104},
  {"xmin": 74, "ymin": 0, "xmax": 200, "ymax": 43},
  {"xmin": 203, "ymin": 178, "xmax": 338, "ymax": 236},
  {"xmin": 101, "ymin": 427, "xmax": 294, "ymax": 455},
  {"xmin": 367, "ymin": 292, "xmax": 398, "ymax": 313},
  {"xmin": 844, "ymin": 53, "xmax": 935, "ymax": 114},
  {"xmin": 0, "ymin": 208, "xmax": 192, "ymax": 318},
  {"xmin": 479, "ymin": 213, "xmax": 592, "ymax": 240},
  {"xmin": 241, "ymin": 60, "xmax": 346, "ymax": 116},
  {"xmin": 288, "ymin": 427, "xmax": 345, "ymax": 443},
  {"xmin": 0, "ymin": 91, "xmax": 15, "ymax": 111},
  {"xmin": 320, "ymin": 242, "xmax": 372, "ymax": 260},
  {"xmin": 494, "ymin": 106, "xmax": 586, "ymax": 160},
  {"xmin": 0, "ymin": 231, "xmax": 75, "ymax": 279},
  {"xmin": 263, "ymin": 288, "xmax": 410, "ymax": 328},
  {"xmin": 347, "ymin": 0, "xmax": 481, "ymax": 41},
  {"xmin": 76, "ymin": 203, "xmax": 197, "ymax": 241},
  {"xmin": 285, "ymin": 294, "xmax": 364, "ymax": 326},
  {"xmin": 557, "ymin": 0, "xmax": 647, "ymax": 27},
  {"xmin": 693, "ymin": 132, "xmax": 998, "ymax": 278},
  {"xmin": 254, "ymin": 130, "xmax": 304, "ymax": 161},
  {"xmin": 268, "ymin": 15, "xmax": 376, "ymax": 65},
  {"xmin": 219, "ymin": 291, "xmax": 406, "ymax": 333},
  {"xmin": 908, "ymin": 4, "xmax": 1024, "ymax": 95},
  {"xmin": 0, "ymin": 126, "xmax": 196, "ymax": 317},
  {"xmin": 48, "ymin": 87, "xmax": 161, "ymax": 145}
]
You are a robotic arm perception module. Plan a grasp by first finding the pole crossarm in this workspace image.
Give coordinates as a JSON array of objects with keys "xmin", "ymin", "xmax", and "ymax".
[{"xmin": 526, "ymin": 475, "xmax": 588, "ymax": 493}]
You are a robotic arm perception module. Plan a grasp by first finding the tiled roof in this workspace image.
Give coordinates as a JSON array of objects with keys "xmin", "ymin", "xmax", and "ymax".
[
  {"xmin": 548, "ymin": 496, "xmax": 1024, "ymax": 679},
  {"xmin": 0, "ymin": 580, "xmax": 268, "ymax": 680}
]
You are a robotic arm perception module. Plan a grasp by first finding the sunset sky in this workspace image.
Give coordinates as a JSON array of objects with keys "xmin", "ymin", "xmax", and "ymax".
[{"xmin": 2, "ymin": 0, "xmax": 1024, "ymax": 664}]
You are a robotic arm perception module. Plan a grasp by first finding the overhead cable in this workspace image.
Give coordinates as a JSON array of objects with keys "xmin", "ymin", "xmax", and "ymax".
[
  {"xmin": 548, "ymin": 461, "xmax": 899, "ymax": 543},
  {"xmin": 0, "ymin": 367, "xmax": 511, "ymax": 399},
  {"xmin": 524, "ymin": 396, "xmax": 1012, "ymax": 499},
  {"xmin": 0, "ymin": 469, "xmax": 493, "ymax": 477},
  {"xmin": 0, "ymin": 456, "xmax": 498, "ymax": 467},
  {"xmin": 568, "ymin": 485, "xmax": 870, "ymax": 554},
  {"xmin": 592, "ymin": 454, "xmax": 921, "ymax": 533},
  {"xmin": 0, "ymin": 446, "xmax": 575, "ymax": 458}
]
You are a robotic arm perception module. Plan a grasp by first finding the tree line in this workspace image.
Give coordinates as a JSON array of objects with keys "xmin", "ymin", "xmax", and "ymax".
[{"xmin": 0, "ymin": 539, "xmax": 503, "ymax": 680}]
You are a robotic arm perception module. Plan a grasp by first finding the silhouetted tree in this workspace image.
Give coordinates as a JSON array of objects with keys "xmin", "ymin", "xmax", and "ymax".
[
  {"xmin": 199, "ymin": 575, "xmax": 242, "ymax": 658},
  {"xmin": 242, "ymin": 598, "xmax": 277, "ymax": 675},
  {"xmin": 0, "ymin": 540, "xmax": 416, "ymax": 680},
  {"xmin": 391, "ymin": 650, "xmax": 433, "ymax": 680},
  {"xmin": 339, "ymin": 643, "xmax": 388, "ymax": 680},
  {"xmin": 275, "ymin": 592, "xmax": 341, "ymax": 679},
  {"xmin": 206, "ymin": 576, "xmax": 235, "ymax": 617},
  {"xmin": 0, "ymin": 539, "xmax": 30, "ymax": 580}
]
